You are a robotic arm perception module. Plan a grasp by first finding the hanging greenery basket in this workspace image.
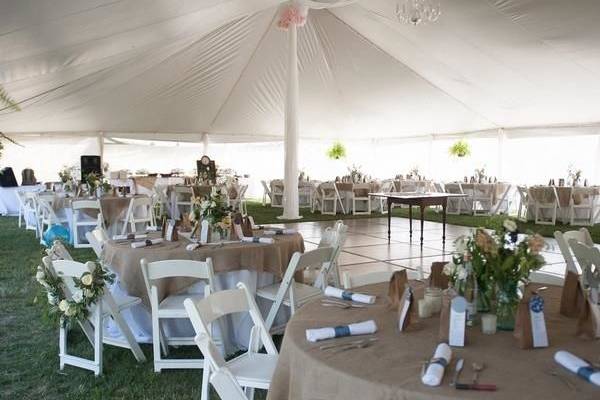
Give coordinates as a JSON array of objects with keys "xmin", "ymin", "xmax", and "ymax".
[
  {"xmin": 449, "ymin": 139, "xmax": 471, "ymax": 158},
  {"xmin": 326, "ymin": 141, "xmax": 347, "ymax": 160}
]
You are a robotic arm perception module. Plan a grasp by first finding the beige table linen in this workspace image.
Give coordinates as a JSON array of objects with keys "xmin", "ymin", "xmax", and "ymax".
[
  {"xmin": 103, "ymin": 232, "xmax": 304, "ymax": 305},
  {"xmin": 268, "ymin": 282, "xmax": 599, "ymax": 400}
]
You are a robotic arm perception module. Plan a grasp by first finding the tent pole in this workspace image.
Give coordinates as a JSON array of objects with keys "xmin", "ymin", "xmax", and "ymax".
[
  {"xmin": 97, "ymin": 132, "xmax": 104, "ymax": 162},
  {"xmin": 202, "ymin": 133, "xmax": 209, "ymax": 155},
  {"xmin": 280, "ymin": 23, "xmax": 301, "ymax": 220},
  {"xmin": 497, "ymin": 128, "xmax": 506, "ymax": 181}
]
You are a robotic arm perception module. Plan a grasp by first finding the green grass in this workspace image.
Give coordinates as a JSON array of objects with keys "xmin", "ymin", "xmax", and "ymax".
[
  {"xmin": 0, "ymin": 217, "xmax": 266, "ymax": 400},
  {"xmin": 247, "ymin": 201, "xmax": 600, "ymax": 243}
]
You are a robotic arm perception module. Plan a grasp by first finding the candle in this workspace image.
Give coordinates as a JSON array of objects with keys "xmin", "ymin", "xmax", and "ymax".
[
  {"xmin": 481, "ymin": 313, "xmax": 497, "ymax": 335},
  {"xmin": 418, "ymin": 299, "xmax": 432, "ymax": 319},
  {"xmin": 424, "ymin": 287, "xmax": 443, "ymax": 314}
]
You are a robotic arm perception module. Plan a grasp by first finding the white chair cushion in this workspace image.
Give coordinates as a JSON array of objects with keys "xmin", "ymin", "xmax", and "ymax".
[
  {"xmin": 256, "ymin": 281, "xmax": 322, "ymax": 306},
  {"xmin": 158, "ymin": 294, "xmax": 204, "ymax": 318},
  {"xmin": 227, "ymin": 353, "xmax": 278, "ymax": 389}
]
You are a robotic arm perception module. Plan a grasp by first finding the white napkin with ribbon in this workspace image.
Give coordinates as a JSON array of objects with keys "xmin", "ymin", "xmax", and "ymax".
[
  {"xmin": 324, "ymin": 286, "xmax": 376, "ymax": 305},
  {"xmin": 306, "ymin": 320, "xmax": 377, "ymax": 342},
  {"xmin": 186, "ymin": 243, "xmax": 200, "ymax": 251},
  {"xmin": 263, "ymin": 228, "xmax": 296, "ymax": 235},
  {"xmin": 241, "ymin": 236, "xmax": 274, "ymax": 244},
  {"xmin": 113, "ymin": 233, "xmax": 147, "ymax": 241},
  {"xmin": 421, "ymin": 343, "xmax": 452, "ymax": 387},
  {"xmin": 131, "ymin": 238, "xmax": 163, "ymax": 248},
  {"xmin": 554, "ymin": 350, "xmax": 600, "ymax": 386}
]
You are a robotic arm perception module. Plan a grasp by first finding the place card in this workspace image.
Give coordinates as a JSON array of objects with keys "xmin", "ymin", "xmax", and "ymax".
[
  {"xmin": 398, "ymin": 285, "xmax": 413, "ymax": 332},
  {"xmin": 200, "ymin": 220, "xmax": 209, "ymax": 244},
  {"xmin": 448, "ymin": 296, "xmax": 467, "ymax": 347},
  {"xmin": 529, "ymin": 294, "xmax": 549, "ymax": 348}
]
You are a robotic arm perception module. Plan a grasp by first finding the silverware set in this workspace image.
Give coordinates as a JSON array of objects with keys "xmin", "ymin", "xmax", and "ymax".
[
  {"xmin": 321, "ymin": 299, "xmax": 367, "ymax": 309},
  {"xmin": 448, "ymin": 358, "xmax": 497, "ymax": 391},
  {"xmin": 319, "ymin": 337, "xmax": 378, "ymax": 353}
]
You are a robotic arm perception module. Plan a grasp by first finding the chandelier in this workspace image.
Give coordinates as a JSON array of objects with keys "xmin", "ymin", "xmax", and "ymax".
[{"xmin": 395, "ymin": 0, "xmax": 441, "ymax": 26}]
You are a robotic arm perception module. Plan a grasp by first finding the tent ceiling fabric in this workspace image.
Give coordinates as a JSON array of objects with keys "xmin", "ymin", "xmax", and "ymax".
[{"xmin": 1, "ymin": 0, "xmax": 600, "ymax": 140}]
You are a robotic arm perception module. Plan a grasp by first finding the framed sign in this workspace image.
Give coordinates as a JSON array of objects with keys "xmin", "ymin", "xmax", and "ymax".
[{"xmin": 197, "ymin": 155, "xmax": 216, "ymax": 184}]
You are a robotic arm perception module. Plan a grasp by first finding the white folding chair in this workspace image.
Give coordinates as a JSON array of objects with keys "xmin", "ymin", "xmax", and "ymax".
[
  {"xmin": 530, "ymin": 186, "xmax": 559, "ymax": 225},
  {"xmin": 85, "ymin": 228, "xmax": 109, "ymax": 258},
  {"xmin": 570, "ymin": 187, "xmax": 597, "ymax": 226},
  {"xmin": 516, "ymin": 185, "xmax": 532, "ymax": 222},
  {"xmin": 342, "ymin": 267, "xmax": 420, "ymax": 289},
  {"xmin": 472, "ymin": 183, "xmax": 494, "ymax": 216},
  {"xmin": 317, "ymin": 182, "xmax": 345, "ymax": 215},
  {"xmin": 351, "ymin": 183, "xmax": 371, "ymax": 215},
  {"xmin": 121, "ymin": 196, "xmax": 156, "ymax": 235},
  {"xmin": 45, "ymin": 239, "xmax": 74, "ymax": 261},
  {"xmin": 313, "ymin": 220, "xmax": 348, "ymax": 288},
  {"xmin": 209, "ymin": 368, "xmax": 247, "ymax": 400},
  {"xmin": 140, "ymin": 258, "xmax": 215, "ymax": 372},
  {"xmin": 16, "ymin": 191, "xmax": 38, "ymax": 231},
  {"xmin": 270, "ymin": 181, "xmax": 284, "ymax": 208},
  {"xmin": 569, "ymin": 240, "xmax": 600, "ymax": 292},
  {"xmin": 554, "ymin": 228, "xmax": 593, "ymax": 276},
  {"xmin": 375, "ymin": 180, "xmax": 395, "ymax": 213},
  {"xmin": 72, "ymin": 200, "xmax": 102, "ymax": 248},
  {"xmin": 41, "ymin": 257, "xmax": 145, "ymax": 376},
  {"xmin": 37, "ymin": 197, "xmax": 69, "ymax": 245},
  {"xmin": 261, "ymin": 180, "xmax": 273, "ymax": 206},
  {"xmin": 172, "ymin": 185, "xmax": 193, "ymax": 218},
  {"xmin": 152, "ymin": 186, "xmax": 168, "ymax": 220},
  {"xmin": 227, "ymin": 184, "xmax": 248, "ymax": 215},
  {"xmin": 444, "ymin": 183, "xmax": 470, "ymax": 215},
  {"xmin": 257, "ymin": 247, "xmax": 334, "ymax": 333},
  {"xmin": 433, "ymin": 182, "xmax": 445, "ymax": 193},
  {"xmin": 184, "ymin": 282, "xmax": 278, "ymax": 400}
]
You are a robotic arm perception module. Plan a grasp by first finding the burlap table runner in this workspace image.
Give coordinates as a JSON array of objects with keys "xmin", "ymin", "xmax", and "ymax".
[
  {"xmin": 268, "ymin": 282, "xmax": 599, "ymax": 400},
  {"xmin": 103, "ymin": 232, "xmax": 304, "ymax": 305}
]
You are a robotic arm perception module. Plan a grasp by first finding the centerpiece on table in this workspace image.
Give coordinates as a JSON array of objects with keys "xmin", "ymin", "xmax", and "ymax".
[
  {"xmin": 84, "ymin": 172, "xmax": 112, "ymax": 197},
  {"xmin": 444, "ymin": 218, "xmax": 545, "ymax": 330},
  {"xmin": 189, "ymin": 187, "xmax": 232, "ymax": 242}
]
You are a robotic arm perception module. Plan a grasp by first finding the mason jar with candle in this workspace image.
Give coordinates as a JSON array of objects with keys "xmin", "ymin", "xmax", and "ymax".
[{"xmin": 424, "ymin": 287, "xmax": 442, "ymax": 314}]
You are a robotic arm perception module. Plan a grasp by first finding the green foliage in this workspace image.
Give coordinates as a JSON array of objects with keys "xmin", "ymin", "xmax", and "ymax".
[
  {"xmin": 449, "ymin": 139, "xmax": 471, "ymax": 158},
  {"xmin": 326, "ymin": 141, "xmax": 347, "ymax": 160},
  {"xmin": 0, "ymin": 84, "xmax": 20, "ymax": 111}
]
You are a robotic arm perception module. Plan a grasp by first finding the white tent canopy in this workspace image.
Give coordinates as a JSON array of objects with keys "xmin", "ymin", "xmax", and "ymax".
[{"xmin": 2, "ymin": 0, "xmax": 600, "ymax": 141}]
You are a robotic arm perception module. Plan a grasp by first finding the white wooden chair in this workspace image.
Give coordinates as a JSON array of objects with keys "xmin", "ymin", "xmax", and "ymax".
[
  {"xmin": 554, "ymin": 228, "xmax": 593, "ymax": 276},
  {"xmin": 316, "ymin": 182, "xmax": 345, "ymax": 215},
  {"xmin": 529, "ymin": 186, "xmax": 559, "ymax": 225},
  {"xmin": 37, "ymin": 197, "xmax": 69, "ymax": 245},
  {"xmin": 568, "ymin": 240, "xmax": 600, "ymax": 301},
  {"xmin": 444, "ymin": 183, "xmax": 470, "ymax": 215},
  {"xmin": 72, "ymin": 200, "xmax": 102, "ymax": 248},
  {"xmin": 261, "ymin": 180, "xmax": 273, "ymax": 206},
  {"xmin": 351, "ymin": 183, "xmax": 371, "ymax": 215},
  {"xmin": 45, "ymin": 239, "xmax": 74, "ymax": 261},
  {"xmin": 152, "ymin": 186, "xmax": 169, "ymax": 219},
  {"xmin": 375, "ymin": 180, "xmax": 395, "ymax": 213},
  {"xmin": 172, "ymin": 185, "xmax": 193, "ymax": 218},
  {"xmin": 257, "ymin": 247, "xmax": 334, "ymax": 333},
  {"xmin": 227, "ymin": 184, "xmax": 248, "ymax": 215},
  {"xmin": 569, "ymin": 187, "xmax": 597, "ymax": 226},
  {"xmin": 433, "ymin": 182, "xmax": 445, "ymax": 193},
  {"xmin": 86, "ymin": 228, "xmax": 109, "ymax": 258},
  {"xmin": 314, "ymin": 220, "xmax": 348, "ymax": 288},
  {"xmin": 516, "ymin": 186, "xmax": 532, "ymax": 222},
  {"xmin": 208, "ymin": 368, "xmax": 248, "ymax": 400},
  {"xmin": 343, "ymin": 267, "xmax": 420, "ymax": 289},
  {"xmin": 121, "ymin": 196, "xmax": 156, "ymax": 235},
  {"xmin": 270, "ymin": 181, "xmax": 284, "ymax": 208},
  {"xmin": 184, "ymin": 282, "xmax": 278, "ymax": 400},
  {"xmin": 16, "ymin": 191, "xmax": 38, "ymax": 232},
  {"xmin": 472, "ymin": 183, "xmax": 494, "ymax": 216},
  {"xmin": 140, "ymin": 258, "xmax": 215, "ymax": 372},
  {"xmin": 528, "ymin": 271, "xmax": 564, "ymax": 286},
  {"xmin": 42, "ymin": 256, "xmax": 145, "ymax": 376}
]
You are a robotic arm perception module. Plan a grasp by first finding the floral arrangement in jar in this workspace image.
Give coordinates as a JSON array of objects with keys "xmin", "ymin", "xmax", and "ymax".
[
  {"xmin": 189, "ymin": 187, "xmax": 232, "ymax": 240},
  {"xmin": 445, "ymin": 218, "xmax": 545, "ymax": 330}
]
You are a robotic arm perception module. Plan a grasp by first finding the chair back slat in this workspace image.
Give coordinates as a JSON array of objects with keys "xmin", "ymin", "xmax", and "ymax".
[{"xmin": 141, "ymin": 259, "xmax": 214, "ymax": 284}]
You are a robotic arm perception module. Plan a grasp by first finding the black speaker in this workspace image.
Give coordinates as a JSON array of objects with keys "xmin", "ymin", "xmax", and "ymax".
[
  {"xmin": 81, "ymin": 155, "xmax": 102, "ymax": 177},
  {"xmin": 0, "ymin": 167, "xmax": 18, "ymax": 187}
]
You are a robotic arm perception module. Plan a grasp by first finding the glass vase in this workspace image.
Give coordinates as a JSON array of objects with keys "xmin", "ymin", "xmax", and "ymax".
[{"xmin": 495, "ymin": 284, "xmax": 519, "ymax": 331}]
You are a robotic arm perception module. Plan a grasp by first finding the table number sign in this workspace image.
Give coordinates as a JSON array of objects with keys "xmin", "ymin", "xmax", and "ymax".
[
  {"xmin": 448, "ymin": 296, "xmax": 467, "ymax": 347},
  {"xmin": 398, "ymin": 285, "xmax": 413, "ymax": 332},
  {"xmin": 529, "ymin": 295, "xmax": 549, "ymax": 348},
  {"xmin": 200, "ymin": 220, "xmax": 210, "ymax": 244}
]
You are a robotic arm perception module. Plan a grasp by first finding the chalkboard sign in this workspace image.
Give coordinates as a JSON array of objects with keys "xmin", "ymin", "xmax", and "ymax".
[{"xmin": 197, "ymin": 155, "xmax": 216, "ymax": 184}]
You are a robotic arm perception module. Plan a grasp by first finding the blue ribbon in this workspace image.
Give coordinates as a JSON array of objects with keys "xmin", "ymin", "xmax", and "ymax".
[
  {"xmin": 145, "ymin": 239, "xmax": 153, "ymax": 246},
  {"xmin": 529, "ymin": 295, "xmax": 544, "ymax": 313},
  {"xmin": 429, "ymin": 357, "xmax": 449, "ymax": 368},
  {"xmin": 577, "ymin": 366, "xmax": 595, "ymax": 382},
  {"xmin": 252, "ymin": 237, "xmax": 260, "ymax": 243},
  {"xmin": 341, "ymin": 291, "xmax": 353, "ymax": 301},
  {"xmin": 333, "ymin": 325, "xmax": 351, "ymax": 337},
  {"xmin": 275, "ymin": 229, "xmax": 284, "ymax": 235}
]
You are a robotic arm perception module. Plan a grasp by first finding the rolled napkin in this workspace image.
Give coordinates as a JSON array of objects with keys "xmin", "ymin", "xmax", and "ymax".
[
  {"xmin": 306, "ymin": 320, "xmax": 377, "ymax": 342},
  {"xmin": 554, "ymin": 350, "xmax": 600, "ymax": 386},
  {"xmin": 263, "ymin": 228, "xmax": 297, "ymax": 235},
  {"xmin": 421, "ymin": 343, "xmax": 452, "ymax": 387},
  {"xmin": 186, "ymin": 243, "xmax": 200, "ymax": 251},
  {"xmin": 112, "ymin": 233, "xmax": 147, "ymax": 241},
  {"xmin": 131, "ymin": 238, "xmax": 163, "ymax": 248},
  {"xmin": 146, "ymin": 225, "xmax": 159, "ymax": 232},
  {"xmin": 324, "ymin": 286, "xmax": 376, "ymax": 305},
  {"xmin": 240, "ymin": 236, "xmax": 274, "ymax": 244}
]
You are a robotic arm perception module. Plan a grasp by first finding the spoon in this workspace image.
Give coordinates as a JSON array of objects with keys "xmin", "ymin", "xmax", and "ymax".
[{"xmin": 472, "ymin": 362, "xmax": 485, "ymax": 384}]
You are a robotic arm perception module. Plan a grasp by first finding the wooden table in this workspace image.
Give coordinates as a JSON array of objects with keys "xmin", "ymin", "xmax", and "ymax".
[{"xmin": 369, "ymin": 192, "xmax": 467, "ymax": 246}]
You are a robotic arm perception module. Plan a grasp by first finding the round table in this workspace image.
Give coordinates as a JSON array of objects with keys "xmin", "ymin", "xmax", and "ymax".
[{"xmin": 268, "ymin": 282, "xmax": 599, "ymax": 400}]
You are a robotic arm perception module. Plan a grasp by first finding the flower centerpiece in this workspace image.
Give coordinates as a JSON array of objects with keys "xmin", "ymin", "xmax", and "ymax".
[
  {"xmin": 445, "ymin": 218, "xmax": 545, "ymax": 330},
  {"xmin": 36, "ymin": 254, "xmax": 114, "ymax": 327},
  {"xmin": 58, "ymin": 165, "xmax": 73, "ymax": 183},
  {"xmin": 189, "ymin": 187, "xmax": 232, "ymax": 241},
  {"xmin": 567, "ymin": 165, "xmax": 583, "ymax": 186}
]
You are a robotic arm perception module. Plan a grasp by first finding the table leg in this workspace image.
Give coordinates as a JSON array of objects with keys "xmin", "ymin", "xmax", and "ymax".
[
  {"xmin": 420, "ymin": 204, "xmax": 425, "ymax": 247},
  {"xmin": 442, "ymin": 199, "xmax": 447, "ymax": 244},
  {"xmin": 387, "ymin": 198, "xmax": 392, "ymax": 242},
  {"xmin": 408, "ymin": 205, "xmax": 413, "ymax": 240}
]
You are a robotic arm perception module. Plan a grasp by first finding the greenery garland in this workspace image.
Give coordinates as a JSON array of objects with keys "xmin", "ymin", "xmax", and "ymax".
[{"xmin": 36, "ymin": 260, "xmax": 114, "ymax": 327}]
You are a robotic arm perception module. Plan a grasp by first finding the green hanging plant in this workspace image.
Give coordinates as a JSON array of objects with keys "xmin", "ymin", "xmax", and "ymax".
[
  {"xmin": 326, "ymin": 141, "xmax": 347, "ymax": 160},
  {"xmin": 449, "ymin": 139, "xmax": 471, "ymax": 158}
]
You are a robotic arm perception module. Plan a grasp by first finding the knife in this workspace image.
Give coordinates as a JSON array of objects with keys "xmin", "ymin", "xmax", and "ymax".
[
  {"xmin": 450, "ymin": 358, "xmax": 464, "ymax": 387},
  {"xmin": 455, "ymin": 383, "xmax": 497, "ymax": 391}
]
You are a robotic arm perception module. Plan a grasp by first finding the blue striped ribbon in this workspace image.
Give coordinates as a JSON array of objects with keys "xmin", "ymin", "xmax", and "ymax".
[
  {"xmin": 333, "ymin": 325, "xmax": 351, "ymax": 337},
  {"xmin": 577, "ymin": 366, "xmax": 595, "ymax": 381},
  {"xmin": 341, "ymin": 291, "xmax": 354, "ymax": 301}
]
